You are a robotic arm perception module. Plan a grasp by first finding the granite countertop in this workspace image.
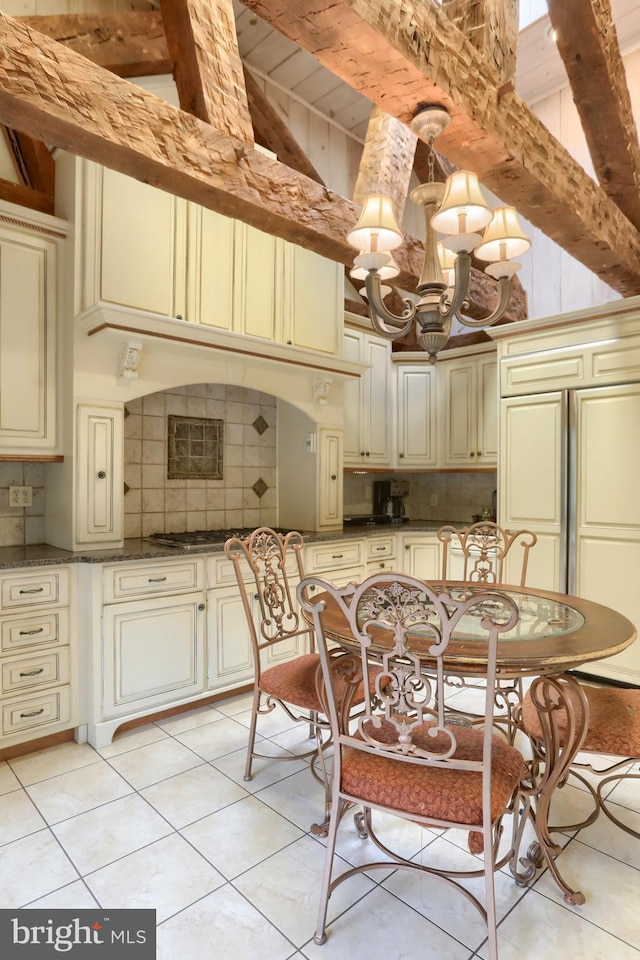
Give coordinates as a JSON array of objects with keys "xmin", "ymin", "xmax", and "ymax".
[{"xmin": 0, "ymin": 522, "xmax": 453, "ymax": 569}]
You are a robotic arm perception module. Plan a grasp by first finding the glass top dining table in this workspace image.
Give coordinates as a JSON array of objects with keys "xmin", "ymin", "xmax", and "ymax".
[{"xmin": 309, "ymin": 580, "xmax": 636, "ymax": 679}]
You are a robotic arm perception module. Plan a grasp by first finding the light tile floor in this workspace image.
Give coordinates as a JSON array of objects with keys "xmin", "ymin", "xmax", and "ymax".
[{"xmin": 1, "ymin": 688, "xmax": 639, "ymax": 960}]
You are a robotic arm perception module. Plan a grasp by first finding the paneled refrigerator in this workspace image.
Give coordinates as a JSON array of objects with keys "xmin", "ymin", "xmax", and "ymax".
[{"xmin": 499, "ymin": 381, "xmax": 640, "ymax": 685}]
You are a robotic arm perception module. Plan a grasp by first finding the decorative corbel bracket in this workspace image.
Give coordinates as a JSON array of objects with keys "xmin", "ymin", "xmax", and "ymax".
[
  {"xmin": 313, "ymin": 377, "xmax": 332, "ymax": 406},
  {"xmin": 119, "ymin": 341, "xmax": 143, "ymax": 382}
]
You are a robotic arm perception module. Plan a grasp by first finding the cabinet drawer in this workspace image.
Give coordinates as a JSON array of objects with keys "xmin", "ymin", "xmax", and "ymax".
[
  {"xmin": 1, "ymin": 648, "xmax": 70, "ymax": 695},
  {"xmin": 104, "ymin": 559, "xmax": 203, "ymax": 601},
  {"xmin": 0, "ymin": 609, "xmax": 69, "ymax": 654},
  {"xmin": 0, "ymin": 568, "xmax": 70, "ymax": 611},
  {"xmin": 2, "ymin": 686, "xmax": 71, "ymax": 737},
  {"xmin": 208, "ymin": 553, "xmax": 299, "ymax": 588},
  {"xmin": 305, "ymin": 541, "xmax": 363, "ymax": 572},
  {"xmin": 366, "ymin": 536, "xmax": 396, "ymax": 562}
]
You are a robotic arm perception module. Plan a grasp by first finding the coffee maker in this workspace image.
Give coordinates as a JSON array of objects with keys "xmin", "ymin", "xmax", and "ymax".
[{"xmin": 373, "ymin": 479, "xmax": 410, "ymax": 522}]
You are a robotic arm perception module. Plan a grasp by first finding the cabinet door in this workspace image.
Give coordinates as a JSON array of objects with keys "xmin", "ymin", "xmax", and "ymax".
[
  {"xmin": 0, "ymin": 226, "xmax": 58, "ymax": 452},
  {"xmin": 233, "ymin": 223, "xmax": 281, "ymax": 340},
  {"xmin": 342, "ymin": 329, "xmax": 363, "ymax": 463},
  {"xmin": 396, "ymin": 364, "xmax": 437, "ymax": 466},
  {"xmin": 76, "ymin": 404, "xmax": 124, "ymax": 544},
  {"xmin": 499, "ymin": 393, "xmax": 565, "ymax": 590},
  {"xmin": 284, "ymin": 244, "xmax": 342, "ymax": 355},
  {"xmin": 362, "ymin": 335, "xmax": 392, "ymax": 464},
  {"xmin": 103, "ymin": 592, "xmax": 205, "ymax": 717},
  {"xmin": 477, "ymin": 357, "xmax": 498, "ymax": 464},
  {"xmin": 96, "ymin": 166, "xmax": 186, "ymax": 317},
  {"xmin": 317, "ymin": 428, "xmax": 343, "ymax": 528},
  {"xmin": 186, "ymin": 205, "xmax": 235, "ymax": 329},
  {"xmin": 208, "ymin": 586, "xmax": 255, "ymax": 692},
  {"xmin": 401, "ymin": 537, "xmax": 442, "ymax": 580},
  {"xmin": 443, "ymin": 360, "xmax": 476, "ymax": 465}
]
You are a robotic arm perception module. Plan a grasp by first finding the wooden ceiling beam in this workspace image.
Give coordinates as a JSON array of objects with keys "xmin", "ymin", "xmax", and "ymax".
[
  {"xmin": 0, "ymin": 12, "xmax": 523, "ymax": 322},
  {"xmin": 159, "ymin": 0, "xmax": 253, "ymax": 144},
  {"xmin": 547, "ymin": 0, "xmax": 640, "ymax": 231},
  {"xmin": 241, "ymin": 0, "xmax": 640, "ymax": 297},
  {"xmin": 352, "ymin": 106, "xmax": 417, "ymax": 223},
  {"xmin": 442, "ymin": 0, "xmax": 518, "ymax": 87},
  {"xmin": 0, "ymin": 176, "xmax": 54, "ymax": 215}
]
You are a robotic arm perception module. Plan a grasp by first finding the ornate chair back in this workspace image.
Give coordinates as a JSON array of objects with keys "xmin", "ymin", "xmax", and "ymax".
[{"xmin": 438, "ymin": 521, "xmax": 537, "ymax": 586}]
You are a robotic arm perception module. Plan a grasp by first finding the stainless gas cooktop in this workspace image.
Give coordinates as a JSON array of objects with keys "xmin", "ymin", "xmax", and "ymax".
[{"xmin": 144, "ymin": 528, "xmax": 297, "ymax": 549}]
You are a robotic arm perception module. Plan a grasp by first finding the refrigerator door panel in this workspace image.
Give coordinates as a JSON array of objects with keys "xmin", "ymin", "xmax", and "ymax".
[{"xmin": 573, "ymin": 383, "xmax": 640, "ymax": 683}]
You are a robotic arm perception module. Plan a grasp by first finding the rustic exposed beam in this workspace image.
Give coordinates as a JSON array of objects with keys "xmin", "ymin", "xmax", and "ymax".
[
  {"xmin": 0, "ymin": 12, "xmax": 522, "ymax": 323},
  {"xmin": 0, "ymin": 176, "xmax": 54, "ymax": 215},
  {"xmin": 442, "ymin": 0, "xmax": 518, "ymax": 86},
  {"xmin": 20, "ymin": 11, "xmax": 170, "ymax": 77},
  {"xmin": 547, "ymin": 0, "xmax": 640, "ymax": 232},
  {"xmin": 241, "ymin": 0, "xmax": 640, "ymax": 297},
  {"xmin": 159, "ymin": 0, "xmax": 253, "ymax": 144},
  {"xmin": 353, "ymin": 106, "xmax": 417, "ymax": 223}
]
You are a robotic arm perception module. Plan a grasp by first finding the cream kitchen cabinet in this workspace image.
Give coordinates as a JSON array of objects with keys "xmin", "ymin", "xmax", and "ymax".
[
  {"xmin": 343, "ymin": 330, "xmax": 393, "ymax": 466},
  {"xmin": 281, "ymin": 243, "xmax": 343, "ymax": 355},
  {"xmin": 0, "ymin": 207, "xmax": 64, "ymax": 456},
  {"xmin": 91, "ymin": 557, "xmax": 206, "ymax": 747},
  {"xmin": 442, "ymin": 354, "xmax": 498, "ymax": 467},
  {"xmin": 304, "ymin": 538, "xmax": 366, "ymax": 592},
  {"xmin": 80, "ymin": 163, "xmax": 188, "ymax": 318},
  {"xmin": 207, "ymin": 552, "xmax": 307, "ymax": 694},
  {"xmin": 365, "ymin": 534, "xmax": 398, "ymax": 574},
  {"xmin": 0, "ymin": 566, "xmax": 74, "ymax": 749},
  {"xmin": 75, "ymin": 403, "xmax": 124, "ymax": 547},
  {"xmin": 186, "ymin": 203, "xmax": 235, "ymax": 330},
  {"xmin": 401, "ymin": 535, "xmax": 442, "ymax": 581},
  {"xmin": 317, "ymin": 428, "xmax": 343, "ymax": 529},
  {"xmin": 395, "ymin": 362, "xmax": 438, "ymax": 467}
]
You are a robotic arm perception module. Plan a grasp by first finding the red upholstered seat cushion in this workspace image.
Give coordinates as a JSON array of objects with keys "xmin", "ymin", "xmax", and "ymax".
[
  {"xmin": 260, "ymin": 654, "xmax": 378, "ymax": 714},
  {"xmin": 522, "ymin": 684, "xmax": 640, "ymax": 757},
  {"xmin": 340, "ymin": 720, "xmax": 525, "ymax": 841}
]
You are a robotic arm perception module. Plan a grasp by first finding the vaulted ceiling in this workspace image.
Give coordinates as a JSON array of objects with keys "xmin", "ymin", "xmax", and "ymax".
[{"xmin": 1, "ymin": 0, "xmax": 639, "ymax": 337}]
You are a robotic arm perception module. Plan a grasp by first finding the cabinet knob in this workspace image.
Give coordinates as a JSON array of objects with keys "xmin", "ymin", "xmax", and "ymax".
[
  {"xmin": 287, "ymin": 340, "xmax": 292, "ymax": 345},
  {"xmin": 97, "ymin": 470, "xmax": 107, "ymax": 479},
  {"xmin": 360, "ymin": 451, "xmax": 365, "ymax": 457},
  {"xmin": 365, "ymin": 451, "xmax": 370, "ymax": 457},
  {"xmin": 175, "ymin": 314, "xmax": 183, "ymax": 320},
  {"xmin": 198, "ymin": 603, "xmax": 205, "ymax": 611},
  {"xmin": 331, "ymin": 474, "xmax": 337, "ymax": 480},
  {"xmin": 469, "ymin": 452, "xmax": 475, "ymax": 458},
  {"xmin": 405, "ymin": 544, "xmax": 410, "ymax": 550},
  {"xmin": 477, "ymin": 451, "xmax": 482, "ymax": 457},
  {"xmin": 399, "ymin": 453, "xmax": 404, "ymax": 458}
]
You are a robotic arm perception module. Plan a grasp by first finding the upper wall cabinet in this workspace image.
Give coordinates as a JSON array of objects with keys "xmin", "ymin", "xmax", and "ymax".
[
  {"xmin": 343, "ymin": 329, "xmax": 393, "ymax": 467},
  {"xmin": 78, "ymin": 162, "xmax": 342, "ymax": 357},
  {"xmin": 80, "ymin": 164, "xmax": 188, "ymax": 319},
  {"xmin": 0, "ymin": 206, "xmax": 66, "ymax": 457},
  {"xmin": 441, "ymin": 355, "xmax": 498, "ymax": 467},
  {"xmin": 395, "ymin": 363, "xmax": 438, "ymax": 467}
]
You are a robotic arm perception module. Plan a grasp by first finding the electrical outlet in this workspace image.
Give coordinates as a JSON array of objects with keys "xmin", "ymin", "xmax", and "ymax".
[
  {"xmin": 430, "ymin": 494, "xmax": 438, "ymax": 507},
  {"xmin": 9, "ymin": 486, "xmax": 32, "ymax": 507}
]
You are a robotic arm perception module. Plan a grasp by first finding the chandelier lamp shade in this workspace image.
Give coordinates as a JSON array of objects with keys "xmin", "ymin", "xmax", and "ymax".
[{"xmin": 347, "ymin": 105, "xmax": 531, "ymax": 363}]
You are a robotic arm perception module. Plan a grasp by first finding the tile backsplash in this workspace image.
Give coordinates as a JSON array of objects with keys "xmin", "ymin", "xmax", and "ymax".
[
  {"xmin": 344, "ymin": 471, "xmax": 498, "ymax": 524},
  {"xmin": 123, "ymin": 384, "xmax": 277, "ymax": 539},
  {"xmin": 0, "ymin": 462, "xmax": 46, "ymax": 546}
]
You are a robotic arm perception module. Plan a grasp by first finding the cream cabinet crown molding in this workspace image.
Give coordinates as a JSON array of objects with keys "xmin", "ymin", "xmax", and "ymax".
[
  {"xmin": 0, "ymin": 197, "xmax": 68, "ymax": 239},
  {"xmin": 76, "ymin": 302, "xmax": 368, "ymax": 384}
]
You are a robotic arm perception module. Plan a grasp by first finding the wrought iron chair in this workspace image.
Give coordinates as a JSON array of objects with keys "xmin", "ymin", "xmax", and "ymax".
[
  {"xmin": 438, "ymin": 521, "xmax": 538, "ymax": 738},
  {"xmin": 299, "ymin": 572, "xmax": 526, "ymax": 960},
  {"xmin": 224, "ymin": 527, "xmax": 327, "ymax": 784},
  {"xmin": 520, "ymin": 676, "xmax": 640, "ymax": 840},
  {"xmin": 438, "ymin": 521, "xmax": 538, "ymax": 588}
]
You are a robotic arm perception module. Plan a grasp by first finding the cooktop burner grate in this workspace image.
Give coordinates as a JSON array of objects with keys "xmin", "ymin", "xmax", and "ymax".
[{"xmin": 145, "ymin": 528, "xmax": 298, "ymax": 548}]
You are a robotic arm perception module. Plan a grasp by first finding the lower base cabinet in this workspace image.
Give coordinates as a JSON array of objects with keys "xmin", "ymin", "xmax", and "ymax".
[{"xmin": 401, "ymin": 536, "xmax": 442, "ymax": 581}]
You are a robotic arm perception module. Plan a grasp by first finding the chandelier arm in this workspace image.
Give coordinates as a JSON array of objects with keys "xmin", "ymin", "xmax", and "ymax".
[
  {"xmin": 365, "ymin": 271, "xmax": 416, "ymax": 338},
  {"xmin": 455, "ymin": 276, "xmax": 512, "ymax": 328},
  {"xmin": 440, "ymin": 251, "xmax": 472, "ymax": 321}
]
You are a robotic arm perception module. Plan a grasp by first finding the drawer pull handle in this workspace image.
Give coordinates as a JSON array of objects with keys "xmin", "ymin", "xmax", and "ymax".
[
  {"xmin": 148, "ymin": 576, "xmax": 167, "ymax": 583},
  {"xmin": 19, "ymin": 668, "xmax": 45, "ymax": 677},
  {"xmin": 18, "ymin": 587, "xmax": 44, "ymax": 594},
  {"xmin": 20, "ymin": 708, "xmax": 45, "ymax": 718},
  {"xmin": 375, "ymin": 547, "xmax": 385, "ymax": 552},
  {"xmin": 331, "ymin": 554, "xmax": 344, "ymax": 559},
  {"xmin": 19, "ymin": 628, "xmax": 45, "ymax": 636}
]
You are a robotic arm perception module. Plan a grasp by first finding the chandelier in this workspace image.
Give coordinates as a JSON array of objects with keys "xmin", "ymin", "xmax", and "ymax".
[{"xmin": 347, "ymin": 105, "xmax": 530, "ymax": 363}]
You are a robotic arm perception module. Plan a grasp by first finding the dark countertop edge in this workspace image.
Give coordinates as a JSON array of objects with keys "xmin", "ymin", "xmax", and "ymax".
[{"xmin": 0, "ymin": 523, "xmax": 451, "ymax": 569}]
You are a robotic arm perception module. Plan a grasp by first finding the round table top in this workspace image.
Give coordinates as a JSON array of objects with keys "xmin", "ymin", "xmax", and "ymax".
[{"xmin": 309, "ymin": 581, "xmax": 637, "ymax": 678}]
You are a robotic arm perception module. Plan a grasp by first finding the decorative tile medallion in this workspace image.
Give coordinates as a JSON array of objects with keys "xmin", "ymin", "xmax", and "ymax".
[
  {"xmin": 167, "ymin": 415, "xmax": 224, "ymax": 480},
  {"xmin": 252, "ymin": 477, "xmax": 268, "ymax": 499},
  {"xmin": 252, "ymin": 415, "xmax": 269, "ymax": 436}
]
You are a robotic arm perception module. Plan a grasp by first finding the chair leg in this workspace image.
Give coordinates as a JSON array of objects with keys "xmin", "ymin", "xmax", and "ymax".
[
  {"xmin": 483, "ymin": 838, "xmax": 500, "ymax": 960},
  {"xmin": 244, "ymin": 686, "xmax": 261, "ymax": 782},
  {"xmin": 314, "ymin": 796, "xmax": 345, "ymax": 945}
]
